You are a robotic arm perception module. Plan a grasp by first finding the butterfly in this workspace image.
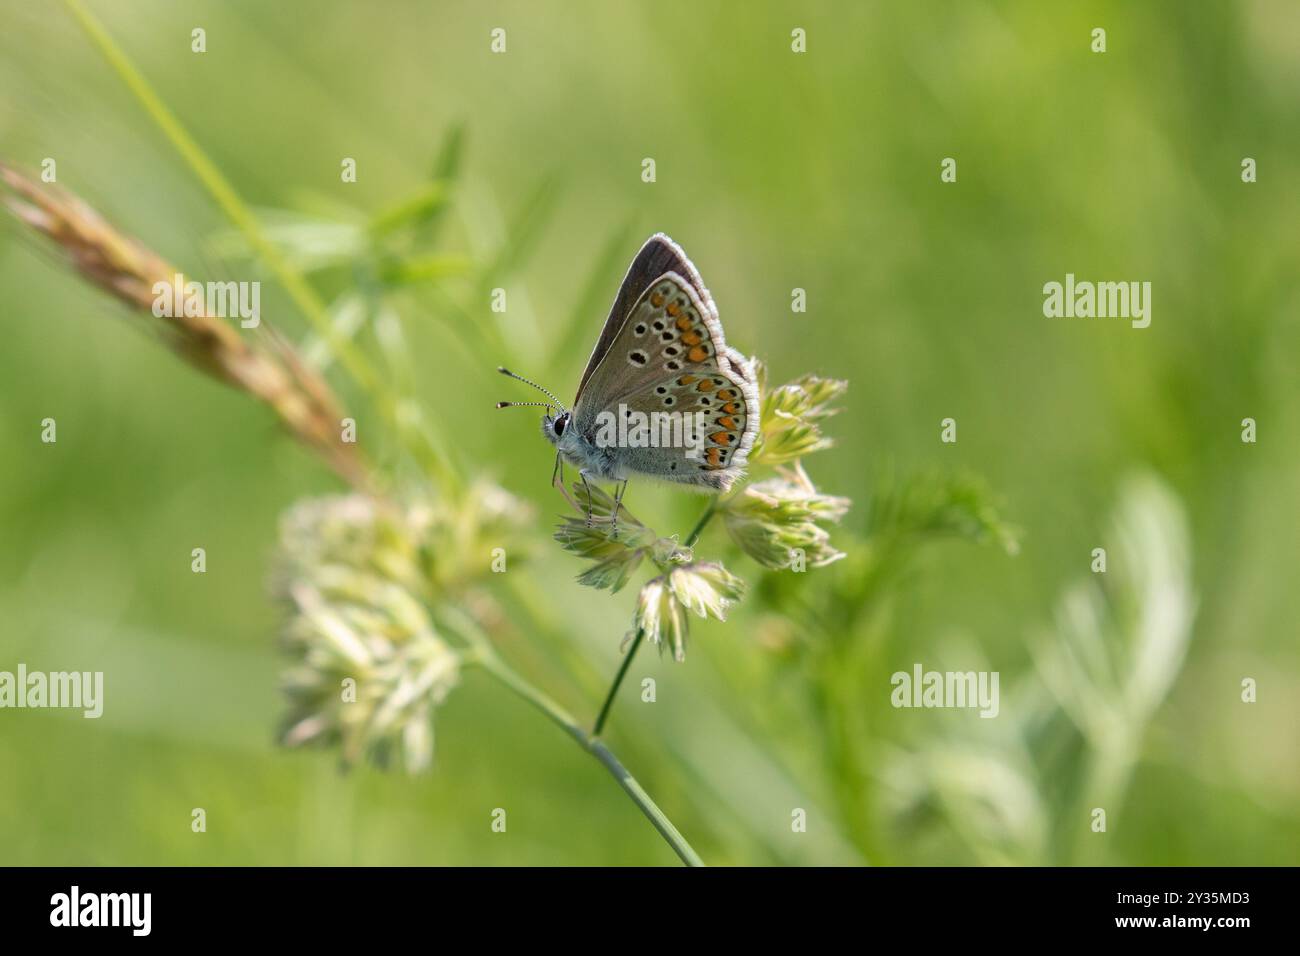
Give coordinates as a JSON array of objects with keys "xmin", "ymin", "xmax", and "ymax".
[{"xmin": 497, "ymin": 233, "xmax": 760, "ymax": 532}]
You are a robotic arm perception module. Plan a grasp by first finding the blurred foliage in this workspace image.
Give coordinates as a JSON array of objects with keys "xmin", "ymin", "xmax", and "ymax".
[{"xmin": 0, "ymin": 0, "xmax": 1297, "ymax": 866}]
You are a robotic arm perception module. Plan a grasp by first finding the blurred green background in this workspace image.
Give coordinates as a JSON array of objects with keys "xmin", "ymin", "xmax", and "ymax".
[{"xmin": 1, "ymin": 0, "xmax": 1297, "ymax": 866}]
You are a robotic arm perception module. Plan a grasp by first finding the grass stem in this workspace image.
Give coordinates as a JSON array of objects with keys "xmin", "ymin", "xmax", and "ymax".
[
  {"xmin": 467, "ymin": 646, "xmax": 704, "ymax": 867},
  {"xmin": 591, "ymin": 631, "xmax": 642, "ymax": 737},
  {"xmin": 590, "ymin": 495, "xmax": 724, "ymax": 738}
]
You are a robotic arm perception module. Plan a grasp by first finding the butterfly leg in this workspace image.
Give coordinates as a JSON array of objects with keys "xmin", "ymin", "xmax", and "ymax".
[
  {"xmin": 552, "ymin": 450, "xmax": 570, "ymax": 502},
  {"xmin": 611, "ymin": 479, "xmax": 628, "ymax": 539},
  {"xmin": 579, "ymin": 470, "xmax": 595, "ymax": 528},
  {"xmin": 552, "ymin": 451, "xmax": 585, "ymax": 513}
]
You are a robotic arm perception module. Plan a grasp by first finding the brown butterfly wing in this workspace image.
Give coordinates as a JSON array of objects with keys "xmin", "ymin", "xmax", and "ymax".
[
  {"xmin": 573, "ymin": 266, "xmax": 759, "ymax": 489},
  {"xmin": 573, "ymin": 233, "xmax": 717, "ymax": 404},
  {"xmin": 614, "ymin": 352, "xmax": 759, "ymax": 491}
]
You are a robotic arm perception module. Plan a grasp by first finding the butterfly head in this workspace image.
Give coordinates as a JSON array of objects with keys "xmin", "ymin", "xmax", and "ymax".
[
  {"xmin": 496, "ymin": 366, "xmax": 575, "ymax": 447},
  {"xmin": 542, "ymin": 409, "xmax": 573, "ymax": 446}
]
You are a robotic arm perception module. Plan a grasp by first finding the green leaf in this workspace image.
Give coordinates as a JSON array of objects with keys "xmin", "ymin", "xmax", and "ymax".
[
  {"xmin": 432, "ymin": 122, "xmax": 467, "ymax": 183},
  {"xmin": 548, "ymin": 216, "xmax": 641, "ymax": 371},
  {"xmin": 377, "ymin": 253, "xmax": 473, "ymax": 286},
  {"xmin": 369, "ymin": 183, "xmax": 451, "ymax": 238},
  {"xmin": 476, "ymin": 172, "xmax": 563, "ymax": 295},
  {"xmin": 865, "ymin": 468, "xmax": 1020, "ymax": 555}
]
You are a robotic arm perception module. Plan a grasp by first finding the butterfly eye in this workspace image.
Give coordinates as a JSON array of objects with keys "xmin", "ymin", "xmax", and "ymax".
[{"xmin": 553, "ymin": 414, "xmax": 568, "ymax": 437}]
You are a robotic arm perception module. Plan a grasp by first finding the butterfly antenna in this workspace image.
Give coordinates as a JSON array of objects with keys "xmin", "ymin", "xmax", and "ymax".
[
  {"xmin": 497, "ymin": 367, "xmax": 566, "ymax": 413},
  {"xmin": 495, "ymin": 400, "xmax": 557, "ymax": 412}
]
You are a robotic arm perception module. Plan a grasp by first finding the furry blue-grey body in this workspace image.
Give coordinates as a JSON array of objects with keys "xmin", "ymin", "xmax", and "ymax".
[
  {"xmin": 542, "ymin": 409, "xmax": 735, "ymax": 491},
  {"xmin": 542, "ymin": 413, "xmax": 627, "ymax": 481}
]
